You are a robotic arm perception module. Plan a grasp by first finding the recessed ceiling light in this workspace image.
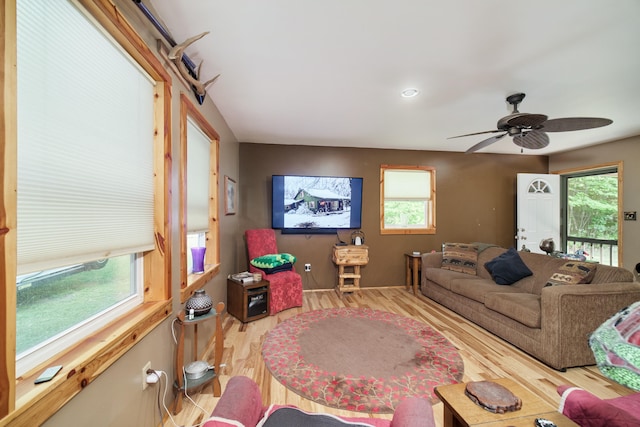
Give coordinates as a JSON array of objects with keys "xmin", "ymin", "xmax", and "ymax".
[{"xmin": 401, "ymin": 88, "xmax": 419, "ymax": 98}]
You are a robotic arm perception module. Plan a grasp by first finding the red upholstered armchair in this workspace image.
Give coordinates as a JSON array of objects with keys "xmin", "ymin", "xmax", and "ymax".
[{"xmin": 245, "ymin": 229, "xmax": 303, "ymax": 314}]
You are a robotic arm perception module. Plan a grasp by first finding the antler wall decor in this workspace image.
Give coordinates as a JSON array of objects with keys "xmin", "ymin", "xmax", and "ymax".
[{"xmin": 168, "ymin": 31, "xmax": 220, "ymax": 103}]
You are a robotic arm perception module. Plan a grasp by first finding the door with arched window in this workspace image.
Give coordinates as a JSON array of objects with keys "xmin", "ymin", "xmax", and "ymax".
[{"xmin": 516, "ymin": 173, "xmax": 561, "ymax": 254}]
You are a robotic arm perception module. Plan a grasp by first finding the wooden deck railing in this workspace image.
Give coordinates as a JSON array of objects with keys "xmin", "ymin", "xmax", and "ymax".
[{"xmin": 566, "ymin": 237, "xmax": 618, "ymax": 266}]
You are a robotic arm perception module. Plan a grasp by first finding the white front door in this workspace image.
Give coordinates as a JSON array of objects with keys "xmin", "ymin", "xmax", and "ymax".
[{"xmin": 516, "ymin": 173, "xmax": 561, "ymax": 254}]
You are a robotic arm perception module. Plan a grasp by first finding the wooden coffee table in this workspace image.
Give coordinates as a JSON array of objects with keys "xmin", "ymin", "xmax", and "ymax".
[{"xmin": 434, "ymin": 378, "xmax": 578, "ymax": 427}]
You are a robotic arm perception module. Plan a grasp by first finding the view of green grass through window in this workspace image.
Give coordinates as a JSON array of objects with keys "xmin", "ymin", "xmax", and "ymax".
[{"xmin": 16, "ymin": 255, "xmax": 133, "ymax": 354}]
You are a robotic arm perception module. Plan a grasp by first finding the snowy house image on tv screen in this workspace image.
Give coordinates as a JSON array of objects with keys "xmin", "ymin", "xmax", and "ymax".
[{"xmin": 284, "ymin": 176, "xmax": 352, "ymax": 229}]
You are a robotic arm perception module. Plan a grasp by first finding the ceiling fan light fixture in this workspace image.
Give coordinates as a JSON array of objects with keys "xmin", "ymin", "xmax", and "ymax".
[
  {"xmin": 401, "ymin": 88, "xmax": 419, "ymax": 98},
  {"xmin": 513, "ymin": 130, "xmax": 549, "ymax": 150},
  {"xmin": 450, "ymin": 92, "xmax": 611, "ymax": 153}
]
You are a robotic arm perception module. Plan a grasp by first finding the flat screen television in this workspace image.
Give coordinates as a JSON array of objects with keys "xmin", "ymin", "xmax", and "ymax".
[{"xmin": 272, "ymin": 175, "xmax": 363, "ymax": 234}]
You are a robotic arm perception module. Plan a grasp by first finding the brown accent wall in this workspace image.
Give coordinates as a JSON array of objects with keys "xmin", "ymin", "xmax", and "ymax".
[{"xmin": 239, "ymin": 143, "xmax": 548, "ymax": 290}]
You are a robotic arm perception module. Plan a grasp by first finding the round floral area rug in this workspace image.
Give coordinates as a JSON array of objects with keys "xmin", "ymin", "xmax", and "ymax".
[{"xmin": 262, "ymin": 307, "xmax": 464, "ymax": 413}]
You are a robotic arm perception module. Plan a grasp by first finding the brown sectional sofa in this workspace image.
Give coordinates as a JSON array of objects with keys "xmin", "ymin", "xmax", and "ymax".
[{"xmin": 421, "ymin": 245, "xmax": 640, "ymax": 370}]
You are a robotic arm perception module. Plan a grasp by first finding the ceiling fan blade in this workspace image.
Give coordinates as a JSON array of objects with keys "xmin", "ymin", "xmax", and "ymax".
[
  {"xmin": 541, "ymin": 117, "xmax": 613, "ymax": 132},
  {"xmin": 502, "ymin": 113, "xmax": 548, "ymax": 129},
  {"xmin": 447, "ymin": 129, "xmax": 502, "ymax": 139},
  {"xmin": 465, "ymin": 133, "xmax": 507, "ymax": 154},
  {"xmin": 512, "ymin": 130, "xmax": 549, "ymax": 150}
]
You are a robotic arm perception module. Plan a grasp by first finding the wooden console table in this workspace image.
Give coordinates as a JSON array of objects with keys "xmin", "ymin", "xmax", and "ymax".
[{"xmin": 332, "ymin": 244, "xmax": 369, "ymax": 295}]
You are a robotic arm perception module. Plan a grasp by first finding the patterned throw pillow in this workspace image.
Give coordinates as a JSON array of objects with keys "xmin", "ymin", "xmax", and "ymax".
[
  {"xmin": 546, "ymin": 261, "xmax": 597, "ymax": 286},
  {"xmin": 441, "ymin": 243, "xmax": 478, "ymax": 275}
]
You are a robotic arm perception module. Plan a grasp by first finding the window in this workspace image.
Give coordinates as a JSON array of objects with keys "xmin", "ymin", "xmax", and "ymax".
[
  {"xmin": 15, "ymin": 0, "xmax": 157, "ymax": 374},
  {"xmin": 559, "ymin": 163, "xmax": 621, "ymax": 266},
  {"xmin": 380, "ymin": 165, "xmax": 436, "ymax": 234},
  {"xmin": 2, "ymin": 0, "xmax": 172, "ymax": 422},
  {"xmin": 179, "ymin": 94, "xmax": 220, "ymax": 302}
]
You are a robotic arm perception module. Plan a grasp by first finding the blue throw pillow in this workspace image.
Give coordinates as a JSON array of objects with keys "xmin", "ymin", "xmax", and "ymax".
[{"xmin": 484, "ymin": 247, "xmax": 533, "ymax": 285}]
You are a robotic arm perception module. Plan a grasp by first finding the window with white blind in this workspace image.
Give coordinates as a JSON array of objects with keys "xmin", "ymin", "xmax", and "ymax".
[
  {"xmin": 15, "ymin": 0, "xmax": 152, "ymax": 375},
  {"xmin": 180, "ymin": 94, "xmax": 220, "ymax": 302},
  {"xmin": 10, "ymin": 0, "xmax": 170, "ymax": 385},
  {"xmin": 380, "ymin": 165, "xmax": 436, "ymax": 234}
]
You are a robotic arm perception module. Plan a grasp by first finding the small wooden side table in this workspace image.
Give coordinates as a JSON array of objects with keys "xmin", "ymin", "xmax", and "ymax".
[
  {"xmin": 332, "ymin": 244, "xmax": 369, "ymax": 295},
  {"xmin": 227, "ymin": 278, "xmax": 270, "ymax": 322},
  {"xmin": 434, "ymin": 378, "xmax": 578, "ymax": 427},
  {"xmin": 173, "ymin": 301, "xmax": 225, "ymax": 414},
  {"xmin": 404, "ymin": 252, "xmax": 422, "ymax": 295}
]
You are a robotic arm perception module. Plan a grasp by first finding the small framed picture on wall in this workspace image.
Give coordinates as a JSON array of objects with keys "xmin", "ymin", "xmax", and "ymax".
[{"xmin": 225, "ymin": 176, "xmax": 236, "ymax": 215}]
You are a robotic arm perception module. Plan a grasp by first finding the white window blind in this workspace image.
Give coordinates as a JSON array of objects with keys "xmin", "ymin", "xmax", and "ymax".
[
  {"xmin": 187, "ymin": 118, "xmax": 211, "ymax": 233},
  {"xmin": 16, "ymin": 0, "xmax": 155, "ymax": 275},
  {"xmin": 384, "ymin": 169, "xmax": 431, "ymax": 199}
]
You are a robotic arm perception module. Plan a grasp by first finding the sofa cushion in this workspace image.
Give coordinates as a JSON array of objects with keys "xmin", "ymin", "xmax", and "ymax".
[
  {"xmin": 425, "ymin": 267, "xmax": 477, "ymax": 291},
  {"xmin": 558, "ymin": 386, "xmax": 640, "ymax": 427},
  {"xmin": 590, "ymin": 263, "xmax": 634, "ymax": 284},
  {"xmin": 449, "ymin": 278, "xmax": 522, "ymax": 304},
  {"xmin": 484, "ymin": 292, "xmax": 541, "ymax": 328},
  {"xmin": 518, "ymin": 252, "xmax": 568, "ymax": 294},
  {"xmin": 476, "ymin": 247, "xmax": 507, "ymax": 280},
  {"xmin": 441, "ymin": 243, "xmax": 478, "ymax": 275},
  {"xmin": 259, "ymin": 405, "xmax": 386, "ymax": 427},
  {"xmin": 546, "ymin": 261, "xmax": 597, "ymax": 287},
  {"xmin": 204, "ymin": 417, "xmax": 247, "ymax": 427},
  {"xmin": 484, "ymin": 247, "xmax": 533, "ymax": 285},
  {"xmin": 208, "ymin": 376, "xmax": 264, "ymax": 427}
]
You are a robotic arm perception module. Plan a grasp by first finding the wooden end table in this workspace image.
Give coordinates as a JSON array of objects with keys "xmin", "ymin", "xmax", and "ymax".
[
  {"xmin": 434, "ymin": 378, "xmax": 578, "ymax": 427},
  {"xmin": 227, "ymin": 278, "xmax": 270, "ymax": 322},
  {"xmin": 173, "ymin": 302, "xmax": 224, "ymax": 414},
  {"xmin": 404, "ymin": 252, "xmax": 422, "ymax": 295}
]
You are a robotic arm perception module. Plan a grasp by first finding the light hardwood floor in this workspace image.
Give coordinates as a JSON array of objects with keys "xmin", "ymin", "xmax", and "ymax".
[{"xmin": 171, "ymin": 287, "xmax": 632, "ymax": 427}]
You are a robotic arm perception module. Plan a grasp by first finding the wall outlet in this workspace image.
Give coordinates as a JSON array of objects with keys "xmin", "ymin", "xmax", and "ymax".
[
  {"xmin": 142, "ymin": 361, "xmax": 151, "ymax": 390},
  {"xmin": 304, "ymin": 263, "xmax": 311, "ymax": 272}
]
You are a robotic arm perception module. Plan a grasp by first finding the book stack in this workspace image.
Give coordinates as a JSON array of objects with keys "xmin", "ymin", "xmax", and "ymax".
[{"xmin": 229, "ymin": 271, "xmax": 254, "ymax": 283}]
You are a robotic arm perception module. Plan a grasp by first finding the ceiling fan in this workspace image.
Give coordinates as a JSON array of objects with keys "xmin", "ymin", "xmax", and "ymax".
[{"xmin": 449, "ymin": 93, "xmax": 613, "ymax": 153}]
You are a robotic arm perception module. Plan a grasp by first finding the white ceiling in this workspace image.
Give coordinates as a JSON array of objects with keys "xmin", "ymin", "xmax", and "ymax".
[{"xmin": 147, "ymin": 0, "xmax": 640, "ymax": 155}]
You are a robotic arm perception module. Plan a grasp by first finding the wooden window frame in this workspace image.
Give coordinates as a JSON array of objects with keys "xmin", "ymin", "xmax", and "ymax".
[
  {"xmin": 380, "ymin": 164, "xmax": 437, "ymax": 235},
  {"xmin": 1, "ymin": 0, "xmax": 172, "ymax": 424},
  {"xmin": 179, "ymin": 93, "xmax": 221, "ymax": 303}
]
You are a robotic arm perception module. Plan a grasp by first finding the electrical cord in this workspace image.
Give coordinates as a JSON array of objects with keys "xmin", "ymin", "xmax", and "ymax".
[
  {"xmin": 148, "ymin": 369, "xmax": 209, "ymax": 427},
  {"xmin": 182, "ymin": 365, "xmax": 210, "ymax": 420},
  {"xmin": 171, "ymin": 318, "xmax": 179, "ymax": 345},
  {"xmin": 154, "ymin": 370, "xmax": 165, "ymax": 427}
]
